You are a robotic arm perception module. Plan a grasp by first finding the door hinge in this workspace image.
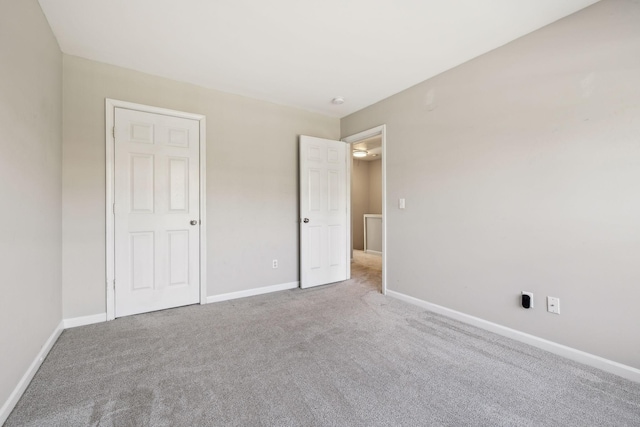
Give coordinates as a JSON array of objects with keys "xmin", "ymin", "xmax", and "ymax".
[
  {"xmin": 112, "ymin": 127, "xmax": 116, "ymax": 138},
  {"xmin": 112, "ymin": 203, "xmax": 115, "ymax": 215}
]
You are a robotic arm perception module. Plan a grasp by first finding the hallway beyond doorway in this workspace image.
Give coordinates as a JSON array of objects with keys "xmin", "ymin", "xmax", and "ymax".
[{"xmin": 351, "ymin": 249, "xmax": 382, "ymax": 293}]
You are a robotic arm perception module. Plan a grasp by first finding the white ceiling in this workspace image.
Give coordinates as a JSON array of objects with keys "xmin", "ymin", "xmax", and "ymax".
[{"xmin": 39, "ymin": 0, "xmax": 599, "ymax": 118}]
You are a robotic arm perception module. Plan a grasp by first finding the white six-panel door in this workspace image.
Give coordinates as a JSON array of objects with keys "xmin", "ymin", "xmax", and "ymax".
[
  {"xmin": 299, "ymin": 136, "xmax": 348, "ymax": 288},
  {"xmin": 114, "ymin": 108, "xmax": 200, "ymax": 317}
]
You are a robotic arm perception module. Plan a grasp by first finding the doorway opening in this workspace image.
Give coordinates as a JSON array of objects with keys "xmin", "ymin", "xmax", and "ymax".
[{"xmin": 343, "ymin": 125, "xmax": 387, "ymax": 295}]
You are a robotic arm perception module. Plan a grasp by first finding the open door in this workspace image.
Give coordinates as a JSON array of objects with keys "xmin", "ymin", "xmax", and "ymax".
[{"xmin": 299, "ymin": 135, "xmax": 348, "ymax": 289}]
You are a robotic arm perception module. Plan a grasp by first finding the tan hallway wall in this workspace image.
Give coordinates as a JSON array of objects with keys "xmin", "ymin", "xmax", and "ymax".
[
  {"xmin": 368, "ymin": 159, "xmax": 382, "ymax": 214},
  {"xmin": 352, "ymin": 159, "xmax": 382, "ymax": 251},
  {"xmin": 351, "ymin": 159, "xmax": 370, "ymax": 250}
]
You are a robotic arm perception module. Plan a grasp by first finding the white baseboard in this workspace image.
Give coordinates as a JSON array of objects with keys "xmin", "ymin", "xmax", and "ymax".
[
  {"xmin": 364, "ymin": 250, "xmax": 382, "ymax": 256},
  {"xmin": 206, "ymin": 281, "xmax": 299, "ymax": 304},
  {"xmin": 0, "ymin": 320, "xmax": 64, "ymax": 426},
  {"xmin": 387, "ymin": 290, "xmax": 640, "ymax": 383},
  {"xmin": 63, "ymin": 313, "xmax": 107, "ymax": 329}
]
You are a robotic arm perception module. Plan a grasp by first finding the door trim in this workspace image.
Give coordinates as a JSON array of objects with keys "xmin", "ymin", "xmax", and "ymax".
[
  {"xmin": 105, "ymin": 98, "xmax": 207, "ymax": 320},
  {"xmin": 342, "ymin": 125, "xmax": 387, "ymax": 295}
]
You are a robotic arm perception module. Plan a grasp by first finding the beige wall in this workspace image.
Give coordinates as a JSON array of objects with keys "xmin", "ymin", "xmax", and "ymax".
[
  {"xmin": 351, "ymin": 159, "xmax": 370, "ymax": 250},
  {"xmin": 342, "ymin": 0, "xmax": 640, "ymax": 369},
  {"xmin": 368, "ymin": 159, "xmax": 382, "ymax": 214},
  {"xmin": 351, "ymin": 159, "xmax": 383, "ymax": 251},
  {"xmin": 62, "ymin": 55, "xmax": 340, "ymax": 318},
  {"xmin": 0, "ymin": 0, "xmax": 62, "ymax": 412}
]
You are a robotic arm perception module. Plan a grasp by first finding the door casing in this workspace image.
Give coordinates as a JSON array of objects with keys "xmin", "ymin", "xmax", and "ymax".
[
  {"xmin": 343, "ymin": 125, "xmax": 387, "ymax": 295},
  {"xmin": 105, "ymin": 98, "xmax": 207, "ymax": 320}
]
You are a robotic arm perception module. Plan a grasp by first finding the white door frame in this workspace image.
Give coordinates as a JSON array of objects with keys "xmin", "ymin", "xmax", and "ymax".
[
  {"xmin": 343, "ymin": 125, "xmax": 387, "ymax": 295},
  {"xmin": 105, "ymin": 98, "xmax": 207, "ymax": 320}
]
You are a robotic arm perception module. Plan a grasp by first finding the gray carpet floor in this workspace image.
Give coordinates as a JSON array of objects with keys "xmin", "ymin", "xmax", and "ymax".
[{"xmin": 6, "ymin": 251, "xmax": 640, "ymax": 426}]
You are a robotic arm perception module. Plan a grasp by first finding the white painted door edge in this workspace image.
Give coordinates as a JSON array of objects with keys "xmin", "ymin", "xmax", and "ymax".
[
  {"xmin": 105, "ymin": 99, "xmax": 207, "ymax": 320},
  {"xmin": 342, "ymin": 125, "xmax": 387, "ymax": 295}
]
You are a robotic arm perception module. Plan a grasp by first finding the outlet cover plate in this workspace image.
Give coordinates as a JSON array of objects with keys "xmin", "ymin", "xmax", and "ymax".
[{"xmin": 547, "ymin": 296, "xmax": 560, "ymax": 314}]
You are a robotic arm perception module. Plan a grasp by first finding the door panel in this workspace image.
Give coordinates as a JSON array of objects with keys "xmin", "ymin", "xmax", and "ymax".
[
  {"xmin": 168, "ymin": 157, "xmax": 189, "ymax": 212},
  {"xmin": 329, "ymin": 225, "xmax": 343, "ymax": 266},
  {"xmin": 130, "ymin": 154, "xmax": 155, "ymax": 212},
  {"xmin": 114, "ymin": 108, "xmax": 200, "ymax": 317},
  {"xmin": 168, "ymin": 230, "xmax": 189, "ymax": 286},
  {"xmin": 300, "ymin": 135, "xmax": 348, "ymax": 288},
  {"xmin": 130, "ymin": 232, "xmax": 154, "ymax": 290}
]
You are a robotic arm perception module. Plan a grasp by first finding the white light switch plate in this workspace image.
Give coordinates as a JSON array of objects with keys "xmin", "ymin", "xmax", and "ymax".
[{"xmin": 399, "ymin": 198, "xmax": 405, "ymax": 209}]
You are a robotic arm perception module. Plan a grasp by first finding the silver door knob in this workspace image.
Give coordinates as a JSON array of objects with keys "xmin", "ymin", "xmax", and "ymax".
[
  {"xmin": 303, "ymin": 218, "xmax": 309, "ymax": 223},
  {"xmin": 190, "ymin": 220, "xmax": 198, "ymax": 225}
]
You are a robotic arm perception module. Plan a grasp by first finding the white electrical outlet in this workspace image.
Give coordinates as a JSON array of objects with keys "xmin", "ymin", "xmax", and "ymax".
[
  {"xmin": 547, "ymin": 296, "xmax": 560, "ymax": 314},
  {"xmin": 399, "ymin": 198, "xmax": 406, "ymax": 209},
  {"xmin": 272, "ymin": 259, "xmax": 278, "ymax": 269}
]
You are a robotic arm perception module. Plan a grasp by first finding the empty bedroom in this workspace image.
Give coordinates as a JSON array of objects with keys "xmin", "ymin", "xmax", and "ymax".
[{"xmin": 1, "ymin": 0, "xmax": 639, "ymax": 425}]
